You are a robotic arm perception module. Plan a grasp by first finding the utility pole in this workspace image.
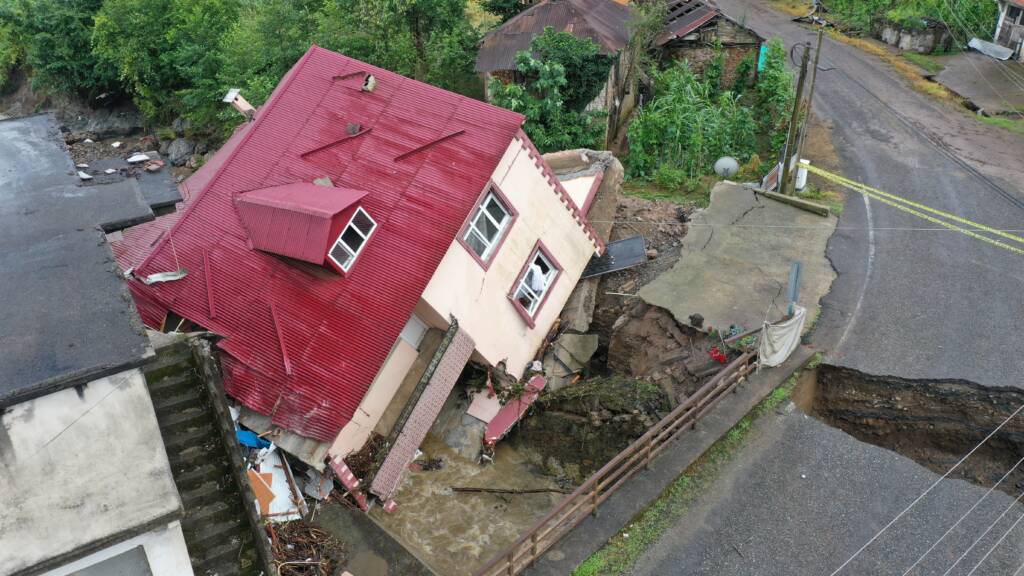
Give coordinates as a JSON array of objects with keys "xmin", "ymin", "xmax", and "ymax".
[
  {"xmin": 796, "ymin": 27, "xmax": 825, "ymax": 162},
  {"xmin": 778, "ymin": 41, "xmax": 811, "ymax": 197}
]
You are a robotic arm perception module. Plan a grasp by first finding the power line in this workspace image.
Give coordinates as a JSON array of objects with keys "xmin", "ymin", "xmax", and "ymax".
[
  {"xmin": 827, "ymin": 402, "xmax": 1024, "ymax": 575},
  {"xmin": 938, "ymin": 488, "xmax": 1024, "ymax": 576},
  {"xmin": 1012, "ymin": 553, "xmax": 1024, "ymax": 576},
  {"xmin": 963, "ymin": 506, "xmax": 1024, "ymax": 576},
  {"xmin": 589, "ymin": 219, "xmax": 1024, "ymax": 233},
  {"xmin": 901, "ymin": 455, "xmax": 1024, "ymax": 575}
]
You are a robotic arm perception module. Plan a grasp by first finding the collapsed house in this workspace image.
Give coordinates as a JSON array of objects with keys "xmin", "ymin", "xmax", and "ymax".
[
  {"xmin": 656, "ymin": 0, "xmax": 764, "ymax": 84},
  {"xmin": 0, "ymin": 115, "xmax": 193, "ymax": 576},
  {"xmin": 112, "ymin": 45, "xmax": 607, "ymax": 505}
]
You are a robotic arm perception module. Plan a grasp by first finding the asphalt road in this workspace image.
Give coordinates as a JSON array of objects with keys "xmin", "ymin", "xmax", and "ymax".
[
  {"xmin": 631, "ymin": 405, "xmax": 1024, "ymax": 576},
  {"xmin": 712, "ymin": 0, "xmax": 1024, "ymax": 389}
]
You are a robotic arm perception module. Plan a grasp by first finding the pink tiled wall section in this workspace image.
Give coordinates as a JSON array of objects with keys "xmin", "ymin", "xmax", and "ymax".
[{"xmin": 370, "ymin": 327, "xmax": 475, "ymax": 499}]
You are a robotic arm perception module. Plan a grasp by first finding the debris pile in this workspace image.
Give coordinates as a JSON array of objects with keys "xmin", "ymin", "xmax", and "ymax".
[{"xmin": 268, "ymin": 520, "xmax": 345, "ymax": 576}]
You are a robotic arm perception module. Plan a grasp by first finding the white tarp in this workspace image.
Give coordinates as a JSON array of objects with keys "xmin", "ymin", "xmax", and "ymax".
[
  {"xmin": 758, "ymin": 305, "xmax": 807, "ymax": 368},
  {"xmin": 968, "ymin": 37, "xmax": 1013, "ymax": 61}
]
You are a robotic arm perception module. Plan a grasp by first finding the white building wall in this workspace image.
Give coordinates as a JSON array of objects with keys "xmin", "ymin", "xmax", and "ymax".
[{"xmin": 41, "ymin": 521, "xmax": 194, "ymax": 576}]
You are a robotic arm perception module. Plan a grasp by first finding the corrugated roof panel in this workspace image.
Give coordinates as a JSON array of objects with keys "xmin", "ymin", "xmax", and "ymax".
[{"xmin": 123, "ymin": 46, "xmax": 528, "ymax": 442}]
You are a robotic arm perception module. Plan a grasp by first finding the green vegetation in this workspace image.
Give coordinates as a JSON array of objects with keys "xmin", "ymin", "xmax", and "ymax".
[
  {"xmin": 573, "ymin": 368, "xmax": 805, "ymax": 576},
  {"xmin": 489, "ymin": 32, "xmax": 607, "ymax": 153},
  {"xmin": 819, "ymin": 0, "xmax": 997, "ymax": 42},
  {"xmin": 481, "ymin": 0, "xmax": 528, "ymax": 22},
  {"xmin": 903, "ymin": 52, "xmax": 945, "ymax": 75},
  {"xmin": 625, "ymin": 38, "xmax": 793, "ymax": 193},
  {"xmin": 798, "ymin": 183, "xmax": 845, "ymax": 216},
  {"xmin": 979, "ymin": 115, "xmax": 1024, "ymax": 136},
  {"xmin": 0, "ymin": 0, "xmax": 488, "ymax": 136}
]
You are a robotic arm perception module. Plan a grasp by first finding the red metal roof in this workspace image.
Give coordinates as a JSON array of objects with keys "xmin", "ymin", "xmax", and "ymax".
[
  {"xmin": 236, "ymin": 183, "xmax": 366, "ymax": 264},
  {"xmin": 122, "ymin": 45, "xmax": 526, "ymax": 442}
]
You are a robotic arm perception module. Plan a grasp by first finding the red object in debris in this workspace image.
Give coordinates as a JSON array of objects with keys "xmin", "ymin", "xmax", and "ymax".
[
  {"xmin": 329, "ymin": 455, "xmax": 369, "ymax": 511},
  {"xmin": 709, "ymin": 347, "xmax": 728, "ymax": 364},
  {"xmin": 383, "ymin": 499, "xmax": 398, "ymax": 514},
  {"xmin": 484, "ymin": 376, "xmax": 547, "ymax": 447},
  {"xmin": 113, "ymin": 45, "xmax": 526, "ymax": 442}
]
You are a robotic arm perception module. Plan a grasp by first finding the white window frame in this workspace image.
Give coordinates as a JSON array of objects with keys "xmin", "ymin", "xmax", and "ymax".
[
  {"xmin": 513, "ymin": 250, "xmax": 557, "ymax": 316},
  {"xmin": 328, "ymin": 206, "xmax": 376, "ymax": 272},
  {"xmin": 399, "ymin": 314, "xmax": 429, "ymax": 349},
  {"xmin": 463, "ymin": 192, "xmax": 511, "ymax": 260}
]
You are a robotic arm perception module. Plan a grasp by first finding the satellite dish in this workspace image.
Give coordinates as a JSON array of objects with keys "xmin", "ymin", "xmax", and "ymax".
[{"xmin": 714, "ymin": 156, "xmax": 739, "ymax": 178}]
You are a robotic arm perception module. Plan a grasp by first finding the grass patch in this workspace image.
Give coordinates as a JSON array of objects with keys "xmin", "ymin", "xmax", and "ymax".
[
  {"xmin": 623, "ymin": 176, "xmax": 717, "ymax": 208},
  {"xmin": 572, "ymin": 368, "xmax": 806, "ymax": 576},
  {"xmin": 798, "ymin": 183, "xmax": 845, "ymax": 216},
  {"xmin": 980, "ymin": 115, "xmax": 1024, "ymax": 136},
  {"xmin": 903, "ymin": 52, "xmax": 945, "ymax": 75}
]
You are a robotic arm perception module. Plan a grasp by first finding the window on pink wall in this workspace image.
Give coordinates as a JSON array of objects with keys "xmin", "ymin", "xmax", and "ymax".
[
  {"xmin": 509, "ymin": 242, "xmax": 562, "ymax": 327},
  {"xmin": 458, "ymin": 183, "xmax": 518, "ymax": 268}
]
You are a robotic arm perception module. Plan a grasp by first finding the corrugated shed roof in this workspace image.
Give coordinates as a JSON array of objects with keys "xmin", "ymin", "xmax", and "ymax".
[
  {"xmin": 122, "ymin": 45, "xmax": 526, "ymax": 442},
  {"xmin": 656, "ymin": 0, "xmax": 720, "ymax": 46},
  {"xmin": 475, "ymin": 0, "xmax": 633, "ymax": 73}
]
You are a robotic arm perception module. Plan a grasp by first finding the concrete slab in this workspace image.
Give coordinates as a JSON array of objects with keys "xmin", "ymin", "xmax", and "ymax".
[
  {"xmin": 0, "ymin": 369, "xmax": 182, "ymax": 575},
  {"xmin": 935, "ymin": 51, "xmax": 1024, "ymax": 114},
  {"xmin": 0, "ymin": 114, "xmax": 152, "ymax": 408},
  {"xmin": 639, "ymin": 182, "xmax": 837, "ymax": 333}
]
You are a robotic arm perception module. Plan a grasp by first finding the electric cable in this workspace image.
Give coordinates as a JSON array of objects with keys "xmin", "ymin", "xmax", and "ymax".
[
  {"xmin": 938, "ymin": 488, "xmax": 1024, "ymax": 576},
  {"xmin": 901, "ymin": 455, "xmax": 1024, "ymax": 575},
  {"xmin": 827, "ymin": 402, "xmax": 1024, "ymax": 575}
]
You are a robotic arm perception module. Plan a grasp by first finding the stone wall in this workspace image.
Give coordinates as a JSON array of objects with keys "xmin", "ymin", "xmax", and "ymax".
[{"xmin": 873, "ymin": 20, "xmax": 954, "ymax": 54}]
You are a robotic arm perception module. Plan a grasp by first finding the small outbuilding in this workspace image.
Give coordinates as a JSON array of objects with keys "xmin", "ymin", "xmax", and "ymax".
[{"xmin": 994, "ymin": 0, "xmax": 1024, "ymax": 60}]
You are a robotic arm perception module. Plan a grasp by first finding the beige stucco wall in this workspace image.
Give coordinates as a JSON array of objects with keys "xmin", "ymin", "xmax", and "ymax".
[
  {"xmin": 329, "ymin": 337, "xmax": 419, "ymax": 457},
  {"xmin": 420, "ymin": 137, "xmax": 599, "ymax": 378},
  {"xmin": 561, "ymin": 174, "xmax": 597, "ymax": 209}
]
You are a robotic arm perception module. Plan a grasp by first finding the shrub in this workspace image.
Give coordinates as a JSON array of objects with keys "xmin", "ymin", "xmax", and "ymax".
[
  {"xmin": 489, "ymin": 51, "xmax": 604, "ymax": 153},
  {"xmin": 0, "ymin": 20, "xmax": 20, "ymax": 92},
  {"xmin": 530, "ymin": 27, "xmax": 613, "ymax": 111},
  {"xmin": 626, "ymin": 61, "xmax": 756, "ymax": 185},
  {"xmin": 754, "ymin": 38, "xmax": 794, "ymax": 152}
]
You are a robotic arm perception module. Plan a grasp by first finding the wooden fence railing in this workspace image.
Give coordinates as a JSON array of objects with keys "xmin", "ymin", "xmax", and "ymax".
[{"xmin": 474, "ymin": 351, "xmax": 757, "ymax": 576}]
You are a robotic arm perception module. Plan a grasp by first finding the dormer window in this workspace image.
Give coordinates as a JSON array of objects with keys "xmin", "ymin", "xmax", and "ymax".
[
  {"xmin": 329, "ymin": 207, "xmax": 376, "ymax": 272},
  {"xmin": 459, "ymin": 183, "xmax": 517, "ymax": 268}
]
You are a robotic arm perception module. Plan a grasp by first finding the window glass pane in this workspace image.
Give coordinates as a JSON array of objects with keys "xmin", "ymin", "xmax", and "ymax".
[
  {"xmin": 485, "ymin": 195, "xmax": 509, "ymax": 224},
  {"xmin": 474, "ymin": 211, "xmax": 500, "ymax": 240},
  {"xmin": 341, "ymin": 226, "xmax": 364, "ymax": 252},
  {"xmin": 515, "ymin": 285, "xmax": 537, "ymax": 314},
  {"xmin": 330, "ymin": 241, "xmax": 353, "ymax": 269},
  {"xmin": 352, "ymin": 209, "xmax": 375, "ymax": 235},
  {"xmin": 465, "ymin": 229, "xmax": 488, "ymax": 257}
]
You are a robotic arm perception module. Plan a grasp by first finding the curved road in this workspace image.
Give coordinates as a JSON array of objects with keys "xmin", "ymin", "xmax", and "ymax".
[{"xmin": 714, "ymin": 0, "xmax": 1024, "ymax": 389}]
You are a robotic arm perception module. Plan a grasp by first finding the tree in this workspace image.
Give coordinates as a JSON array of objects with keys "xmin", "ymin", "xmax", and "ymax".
[
  {"xmin": 529, "ymin": 27, "xmax": 612, "ymax": 112},
  {"xmin": 754, "ymin": 38, "xmax": 794, "ymax": 151},
  {"xmin": 315, "ymin": 0, "xmax": 478, "ymax": 92},
  {"xmin": 482, "ymin": 0, "xmax": 529, "ymax": 23},
  {"xmin": 1, "ymin": 0, "xmax": 118, "ymax": 98},
  {"xmin": 490, "ymin": 51, "xmax": 603, "ymax": 153}
]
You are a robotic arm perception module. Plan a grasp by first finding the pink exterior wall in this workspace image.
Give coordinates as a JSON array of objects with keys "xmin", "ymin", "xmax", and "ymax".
[{"xmin": 419, "ymin": 136, "xmax": 599, "ymax": 378}]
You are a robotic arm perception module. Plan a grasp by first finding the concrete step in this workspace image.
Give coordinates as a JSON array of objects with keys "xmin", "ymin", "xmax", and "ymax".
[
  {"xmin": 194, "ymin": 532, "xmax": 255, "ymax": 575},
  {"xmin": 147, "ymin": 372, "xmax": 199, "ymax": 400},
  {"xmin": 186, "ymin": 514, "xmax": 246, "ymax": 544},
  {"xmin": 163, "ymin": 421, "xmax": 217, "ymax": 453},
  {"xmin": 173, "ymin": 461, "xmax": 231, "ymax": 493},
  {"xmin": 152, "ymin": 388, "xmax": 206, "ymax": 415},
  {"xmin": 181, "ymin": 499, "xmax": 240, "ymax": 531},
  {"xmin": 180, "ymin": 479, "xmax": 232, "ymax": 510},
  {"xmin": 143, "ymin": 351, "xmax": 195, "ymax": 382},
  {"xmin": 157, "ymin": 405, "xmax": 211, "ymax": 436},
  {"xmin": 167, "ymin": 444, "xmax": 219, "ymax": 469}
]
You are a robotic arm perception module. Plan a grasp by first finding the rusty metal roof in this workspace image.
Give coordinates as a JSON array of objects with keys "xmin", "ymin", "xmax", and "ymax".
[
  {"xmin": 656, "ymin": 0, "xmax": 720, "ymax": 46},
  {"xmin": 475, "ymin": 0, "xmax": 633, "ymax": 73}
]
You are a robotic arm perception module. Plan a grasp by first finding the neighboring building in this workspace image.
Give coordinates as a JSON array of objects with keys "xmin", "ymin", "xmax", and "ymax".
[
  {"xmin": 994, "ymin": 0, "xmax": 1024, "ymax": 60},
  {"xmin": 475, "ymin": 0, "xmax": 632, "ymax": 108},
  {"xmin": 0, "ymin": 115, "xmax": 192, "ymax": 576},
  {"xmin": 656, "ymin": 0, "xmax": 764, "ymax": 87},
  {"xmin": 112, "ymin": 45, "xmax": 605, "ymax": 501}
]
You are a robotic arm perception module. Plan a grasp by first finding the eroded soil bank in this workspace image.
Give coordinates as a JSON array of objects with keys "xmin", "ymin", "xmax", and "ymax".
[{"xmin": 799, "ymin": 364, "xmax": 1024, "ymax": 494}]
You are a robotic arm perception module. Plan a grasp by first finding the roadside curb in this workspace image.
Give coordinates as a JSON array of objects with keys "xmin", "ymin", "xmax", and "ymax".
[{"xmin": 522, "ymin": 345, "xmax": 819, "ymax": 576}]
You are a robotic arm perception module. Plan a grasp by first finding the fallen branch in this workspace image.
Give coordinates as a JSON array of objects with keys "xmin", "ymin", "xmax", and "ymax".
[{"xmin": 452, "ymin": 486, "xmax": 570, "ymax": 495}]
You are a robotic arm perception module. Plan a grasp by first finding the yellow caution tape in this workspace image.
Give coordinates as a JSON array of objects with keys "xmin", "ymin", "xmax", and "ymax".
[{"xmin": 802, "ymin": 163, "xmax": 1024, "ymax": 256}]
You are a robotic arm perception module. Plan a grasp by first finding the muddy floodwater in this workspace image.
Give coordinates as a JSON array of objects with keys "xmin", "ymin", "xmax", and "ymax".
[{"xmin": 369, "ymin": 433, "xmax": 563, "ymax": 575}]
